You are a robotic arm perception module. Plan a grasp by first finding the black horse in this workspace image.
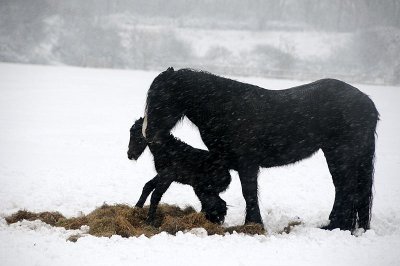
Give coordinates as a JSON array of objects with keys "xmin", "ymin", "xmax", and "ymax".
[
  {"xmin": 127, "ymin": 117, "xmax": 231, "ymax": 224},
  {"xmin": 142, "ymin": 67, "xmax": 379, "ymax": 231}
]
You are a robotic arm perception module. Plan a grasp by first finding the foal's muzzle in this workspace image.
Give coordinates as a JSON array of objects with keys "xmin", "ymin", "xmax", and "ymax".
[{"xmin": 127, "ymin": 151, "xmax": 134, "ymax": 160}]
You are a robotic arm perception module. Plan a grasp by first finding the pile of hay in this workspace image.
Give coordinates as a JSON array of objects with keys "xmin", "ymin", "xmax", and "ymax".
[{"xmin": 5, "ymin": 204, "xmax": 265, "ymax": 238}]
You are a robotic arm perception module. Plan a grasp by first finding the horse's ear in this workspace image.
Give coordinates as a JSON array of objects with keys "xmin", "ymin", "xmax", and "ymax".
[{"xmin": 167, "ymin": 67, "xmax": 174, "ymax": 72}]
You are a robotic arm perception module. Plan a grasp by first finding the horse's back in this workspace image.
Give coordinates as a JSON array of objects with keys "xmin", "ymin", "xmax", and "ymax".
[{"xmin": 308, "ymin": 79, "xmax": 378, "ymax": 135}]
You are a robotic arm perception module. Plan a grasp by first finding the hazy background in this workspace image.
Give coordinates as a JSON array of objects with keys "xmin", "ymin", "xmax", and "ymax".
[{"xmin": 1, "ymin": 0, "xmax": 399, "ymax": 85}]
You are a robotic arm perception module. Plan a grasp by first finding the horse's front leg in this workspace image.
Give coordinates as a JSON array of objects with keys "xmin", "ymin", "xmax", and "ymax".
[
  {"xmin": 135, "ymin": 175, "xmax": 160, "ymax": 208},
  {"xmin": 146, "ymin": 174, "xmax": 173, "ymax": 225},
  {"xmin": 238, "ymin": 165, "xmax": 263, "ymax": 225}
]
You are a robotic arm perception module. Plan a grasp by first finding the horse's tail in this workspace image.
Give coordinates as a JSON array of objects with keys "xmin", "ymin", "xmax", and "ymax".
[
  {"xmin": 355, "ymin": 99, "xmax": 379, "ymax": 230},
  {"xmin": 355, "ymin": 130, "xmax": 375, "ymax": 230}
]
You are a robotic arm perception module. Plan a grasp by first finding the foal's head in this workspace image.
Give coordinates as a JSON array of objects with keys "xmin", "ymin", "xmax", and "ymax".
[{"xmin": 127, "ymin": 117, "xmax": 148, "ymax": 160}]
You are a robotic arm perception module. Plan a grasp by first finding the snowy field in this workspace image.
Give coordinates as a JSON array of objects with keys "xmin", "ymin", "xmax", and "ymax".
[{"xmin": 0, "ymin": 63, "xmax": 399, "ymax": 265}]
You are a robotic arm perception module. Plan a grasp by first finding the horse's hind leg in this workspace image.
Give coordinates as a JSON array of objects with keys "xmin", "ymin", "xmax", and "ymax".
[
  {"xmin": 323, "ymin": 126, "xmax": 376, "ymax": 231},
  {"xmin": 322, "ymin": 143, "xmax": 359, "ymax": 231},
  {"xmin": 135, "ymin": 175, "xmax": 160, "ymax": 208}
]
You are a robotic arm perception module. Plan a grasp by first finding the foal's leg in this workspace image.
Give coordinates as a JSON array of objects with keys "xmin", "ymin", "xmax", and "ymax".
[
  {"xmin": 238, "ymin": 165, "xmax": 263, "ymax": 225},
  {"xmin": 135, "ymin": 175, "xmax": 160, "ymax": 208},
  {"xmin": 146, "ymin": 174, "xmax": 174, "ymax": 225}
]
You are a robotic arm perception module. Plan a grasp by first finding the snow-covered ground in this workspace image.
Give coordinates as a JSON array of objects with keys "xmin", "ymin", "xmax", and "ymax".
[
  {"xmin": 176, "ymin": 27, "xmax": 351, "ymax": 60},
  {"xmin": 0, "ymin": 63, "xmax": 399, "ymax": 265}
]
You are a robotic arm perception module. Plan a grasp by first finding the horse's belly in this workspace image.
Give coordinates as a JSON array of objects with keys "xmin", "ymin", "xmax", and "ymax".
[
  {"xmin": 260, "ymin": 146, "xmax": 320, "ymax": 167},
  {"xmin": 195, "ymin": 111, "xmax": 322, "ymax": 168},
  {"xmin": 259, "ymin": 134, "xmax": 321, "ymax": 167}
]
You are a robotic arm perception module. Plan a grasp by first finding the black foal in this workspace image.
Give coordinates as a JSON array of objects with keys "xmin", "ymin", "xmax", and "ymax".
[{"xmin": 128, "ymin": 117, "xmax": 231, "ymax": 225}]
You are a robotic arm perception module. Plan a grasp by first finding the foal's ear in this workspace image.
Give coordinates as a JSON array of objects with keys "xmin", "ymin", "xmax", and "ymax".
[
  {"xmin": 131, "ymin": 117, "xmax": 144, "ymax": 131},
  {"xmin": 136, "ymin": 117, "xmax": 144, "ymax": 124}
]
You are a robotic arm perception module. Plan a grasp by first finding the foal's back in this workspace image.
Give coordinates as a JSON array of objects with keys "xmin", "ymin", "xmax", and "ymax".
[{"xmin": 130, "ymin": 116, "xmax": 230, "ymax": 191}]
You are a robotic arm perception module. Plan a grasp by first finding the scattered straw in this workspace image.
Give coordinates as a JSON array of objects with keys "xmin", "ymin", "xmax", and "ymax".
[
  {"xmin": 5, "ymin": 210, "xmax": 65, "ymax": 226},
  {"xmin": 160, "ymin": 212, "xmax": 225, "ymax": 235},
  {"xmin": 280, "ymin": 220, "xmax": 303, "ymax": 234},
  {"xmin": 5, "ymin": 204, "xmax": 269, "ymax": 238},
  {"xmin": 225, "ymin": 223, "xmax": 265, "ymax": 235},
  {"xmin": 66, "ymin": 234, "xmax": 82, "ymax": 243}
]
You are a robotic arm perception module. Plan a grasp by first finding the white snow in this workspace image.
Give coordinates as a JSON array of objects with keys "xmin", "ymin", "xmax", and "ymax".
[{"xmin": 0, "ymin": 63, "xmax": 399, "ymax": 266}]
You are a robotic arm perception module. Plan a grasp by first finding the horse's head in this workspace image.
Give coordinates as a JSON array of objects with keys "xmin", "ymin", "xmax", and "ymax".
[
  {"xmin": 127, "ymin": 117, "xmax": 148, "ymax": 160},
  {"xmin": 194, "ymin": 155, "xmax": 231, "ymax": 224},
  {"xmin": 200, "ymin": 194, "xmax": 227, "ymax": 224}
]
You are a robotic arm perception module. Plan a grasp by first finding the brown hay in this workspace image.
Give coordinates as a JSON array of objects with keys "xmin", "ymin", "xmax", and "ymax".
[
  {"xmin": 57, "ymin": 216, "xmax": 89, "ymax": 230},
  {"xmin": 279, "ymin": 220, "xmax": 303, "ymax": 234},
  {"xmin": 160, "ymin": 212, "xmax": 225, "ymax": 235},
  {"xmin": 225, "ymin": 223, "xmax": 266, "ymax": 235},
  {"xmin": 5, "ymin": 210, "xmax": 65, "ymax": 226},
  {"xmin": 5, "ymin": 204, "xmax": 267, "ymax": 238},
  {"xmin": 66, "ymin": 234, "xmax": 82, "ymax": 242}
]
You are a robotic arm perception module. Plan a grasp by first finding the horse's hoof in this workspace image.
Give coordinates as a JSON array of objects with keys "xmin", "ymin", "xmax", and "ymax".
[
  {"xmin": 244, "ymin": 221, "xmax": 264, "ymax": 229},
  {"xmin": 321, "ymin": 221, "xmax": 353, "ymax": 231},
  {"xmin": 321, "ymin": 224, "xmax": 335, "ymax": 230},
  {"xmin": 245, "ymin": 215, "xmax": 263, "ymax": 226}
]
